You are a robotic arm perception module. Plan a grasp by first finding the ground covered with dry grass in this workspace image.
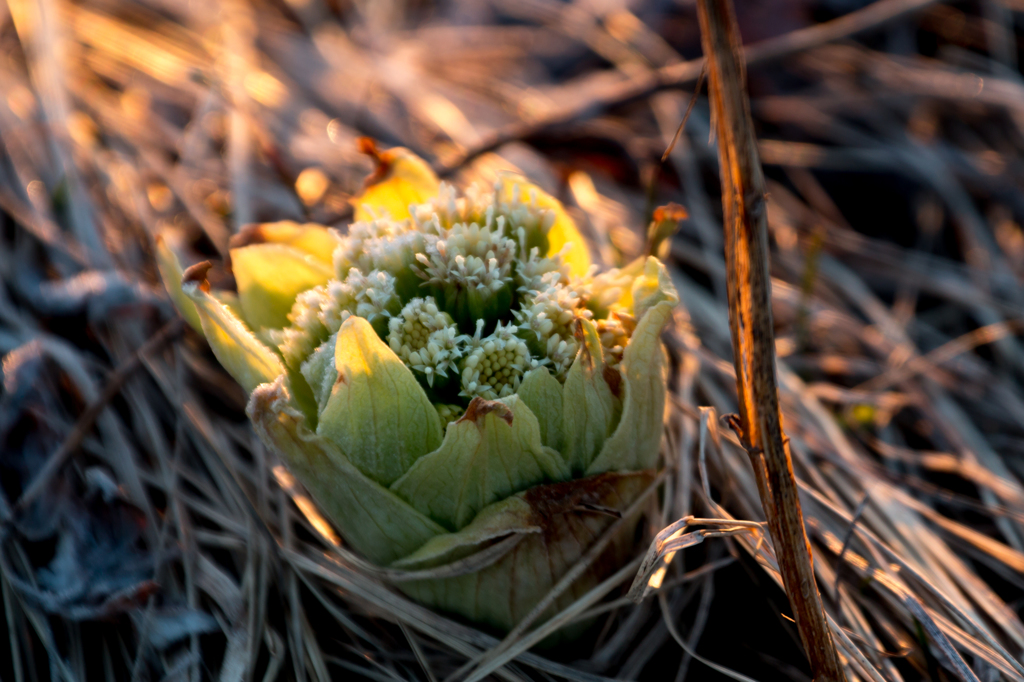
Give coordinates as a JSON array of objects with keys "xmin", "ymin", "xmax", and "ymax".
[{"xmin": 2, "ymin": 0, "xmax": 1024, "ymax": 680}]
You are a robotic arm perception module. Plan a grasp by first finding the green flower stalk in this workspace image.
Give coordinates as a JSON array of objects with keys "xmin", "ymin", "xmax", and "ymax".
[{"xmin": 158, "ymin": 143, "xmax": 679, "ymax": 634}]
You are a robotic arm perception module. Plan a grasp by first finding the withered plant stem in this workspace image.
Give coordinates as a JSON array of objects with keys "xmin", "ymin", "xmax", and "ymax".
[{"xmin": 694, "ymin": 1, "xmax": 847, "ymax": 680}]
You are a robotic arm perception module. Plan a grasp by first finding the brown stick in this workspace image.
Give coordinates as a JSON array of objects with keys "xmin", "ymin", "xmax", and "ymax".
[{"xmin": 695, "ymin": 1, "xmax": 847, "ymax": 681}]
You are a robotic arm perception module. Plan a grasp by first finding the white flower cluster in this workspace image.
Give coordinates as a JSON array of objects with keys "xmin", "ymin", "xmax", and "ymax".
[
  {"xmin": 460, "ymin": 321, "xmax": 536, "ymax": 400},
  {"xmin": 515, "ymin": 277, "xmax": 591, "ymax": 379},
  {"xmin": 333, "ymin": 217, "xmax": 409, "ymax": 278},
  {"xmin": 494, "ymin": 183, "xmax": 556, "ymax": 246},
  {"xmin": 596, "ymin": 315, "xmax": 632, "ymax": 366},
  {"xmin": 274, "ymin": 268, "xmax": 397, "ymax": 370},
  {"xmin": 333, "ymin": 269, "xmax": 399, "ymax": 322},
  {"xmin": 414, "ymin": 220, "xmax": 516, "ymax": 296},
  {"xmin": 586, "ymin": 267, "xmax": 634, "ymax": 314},
  {"xmin": 388, "ymin": 298, "xmax": 464, "ymax": 386},
  {"xmin": 274, "ymin": 176, "xmax": 638, "ymax": 416},
  {"xmin": 515, "ymin": 244, "xmax": 569, "ymax": 293},
  {"xmin": 274, "ymin": 286, "xmax": 333, "ymax": 370}
]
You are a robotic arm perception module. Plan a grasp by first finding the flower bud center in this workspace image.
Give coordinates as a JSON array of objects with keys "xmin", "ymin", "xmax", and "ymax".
[
  {"xmin": 460, "ymin": 322, "xmax": 534, "ymax": 400},
  {"xmin": 388, "ymin": 297, "xmax": 465, "ymax": 387}
]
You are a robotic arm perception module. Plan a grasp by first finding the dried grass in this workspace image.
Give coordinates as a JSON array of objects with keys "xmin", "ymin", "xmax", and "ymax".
[{"xmin": 1, "ymin": 0, "xmax": 1023, "ymax": 680}]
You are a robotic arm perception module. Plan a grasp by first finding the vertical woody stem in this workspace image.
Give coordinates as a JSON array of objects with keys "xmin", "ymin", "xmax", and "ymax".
[{"xmin": 694, "ymin": 1, "xmax": 847, "ymax": 680}]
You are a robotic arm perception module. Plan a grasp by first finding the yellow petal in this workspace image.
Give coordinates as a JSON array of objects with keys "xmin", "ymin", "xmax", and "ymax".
[
  {"xmin": 353, "ymin": 143, "xmax": 440, "ymax": 222},
  {"xmin": 230, "ymin": 221, "xmax": 340, "ymax": 264},
  {"xmin": 230, "ymin": 243, "xmax": 333, "ymax": 331}
]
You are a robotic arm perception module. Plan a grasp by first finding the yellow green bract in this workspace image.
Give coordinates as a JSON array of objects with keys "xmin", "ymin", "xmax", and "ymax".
[{"xmin": 158, "ymin": 147, "xmax": 678, "ymax": 634}]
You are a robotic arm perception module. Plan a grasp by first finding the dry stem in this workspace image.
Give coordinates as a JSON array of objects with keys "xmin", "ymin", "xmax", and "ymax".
[{"xmin": 695, "ymin": 0, "xmax": 848, "ymax": 680}]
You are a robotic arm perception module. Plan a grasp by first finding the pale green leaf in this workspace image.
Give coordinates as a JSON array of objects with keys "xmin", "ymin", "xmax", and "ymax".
[
  {"xmin": 631, "ymin": 256, "xmax": 679, "ymax": 320},
  {"xmin": 183, "ymin": 282, "xmax": 284, "ymax": 394},
  {"xmin": 562, "ymin": 319, "xmax": 621, "ymax": 475},
  {"xmin": 398, "ymin": 470, "xmax": 654, "ymax": 633},
  {"xmin": 318, "ymin": 316, "xmax": 443, "ymax": 486},
  {"xmin": 585, "ymin": 300, "xmax": 674, "ymax": 474},
  {"xmin": 248, "ymin": 379, "xmax": 445, "ymax": 565},
  {"xmin": 516, "ymin": 368, "xmax": 564, "ymax": 451},
  {"xmin": 155, "ymin": 236, "xmax": 203, "ymax": 333},
  {"xmin": 391, "ymin": 396, "xmax": 569, "ymax": 531},
  {"xmin": 231, "ymin": 243, "xmax": 333, "ymax": 331},
  {"xmin": 285, "ymin": 367, "xmax": 320, "ymax": 430},
  {"xmin": 391, "ymin": 497, "xmax": 539, "ymax": 570}
]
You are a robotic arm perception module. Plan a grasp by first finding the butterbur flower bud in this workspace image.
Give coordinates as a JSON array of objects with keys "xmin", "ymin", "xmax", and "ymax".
[
  {"xmin": 496, "ymin": 181, "xmax": 557, "ymax": 255},
  {"xmin": 388, "ymin": 297, "xmax": 463, "ymax": 389},
  {"xmin": 351, "ymin": 270, "xmax": 400, "ymax": 320},
  {"xmin": 273, "ymin": 286, "xmax": 332, "ymax": 371},
  {"xmin": 333, "ymin": 217, "xmax": 404, "ymax": 279},
  {"xmin": 515, "ymin": 279, "xmax": 591, "ymax": 379},
  {"xmin": 596, "ymin": 313, "xmax": 634, "ymax": 366},
  {"xmin": 414, "ymin": 220, "xmax": 516, "ymax": 332},
  {"xmin": 336, "ymin": 220, "xmax": 427, "ymax": 301},
  {"xmin": 515, "ymin": 244, "xmax": 570, "ymax": 293},
  {"xmin": 460, "ymin": 321, "xmax": 534, "ymax": 400},
  {"xmin": 157, "ymin": 143, "xmax": 679, "ymax": 635}
]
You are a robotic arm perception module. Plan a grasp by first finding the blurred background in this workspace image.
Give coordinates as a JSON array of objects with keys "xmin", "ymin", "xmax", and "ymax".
[{"xmin": 3, "ymin": 0, "xmax": 1024, "ymax": 680}]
